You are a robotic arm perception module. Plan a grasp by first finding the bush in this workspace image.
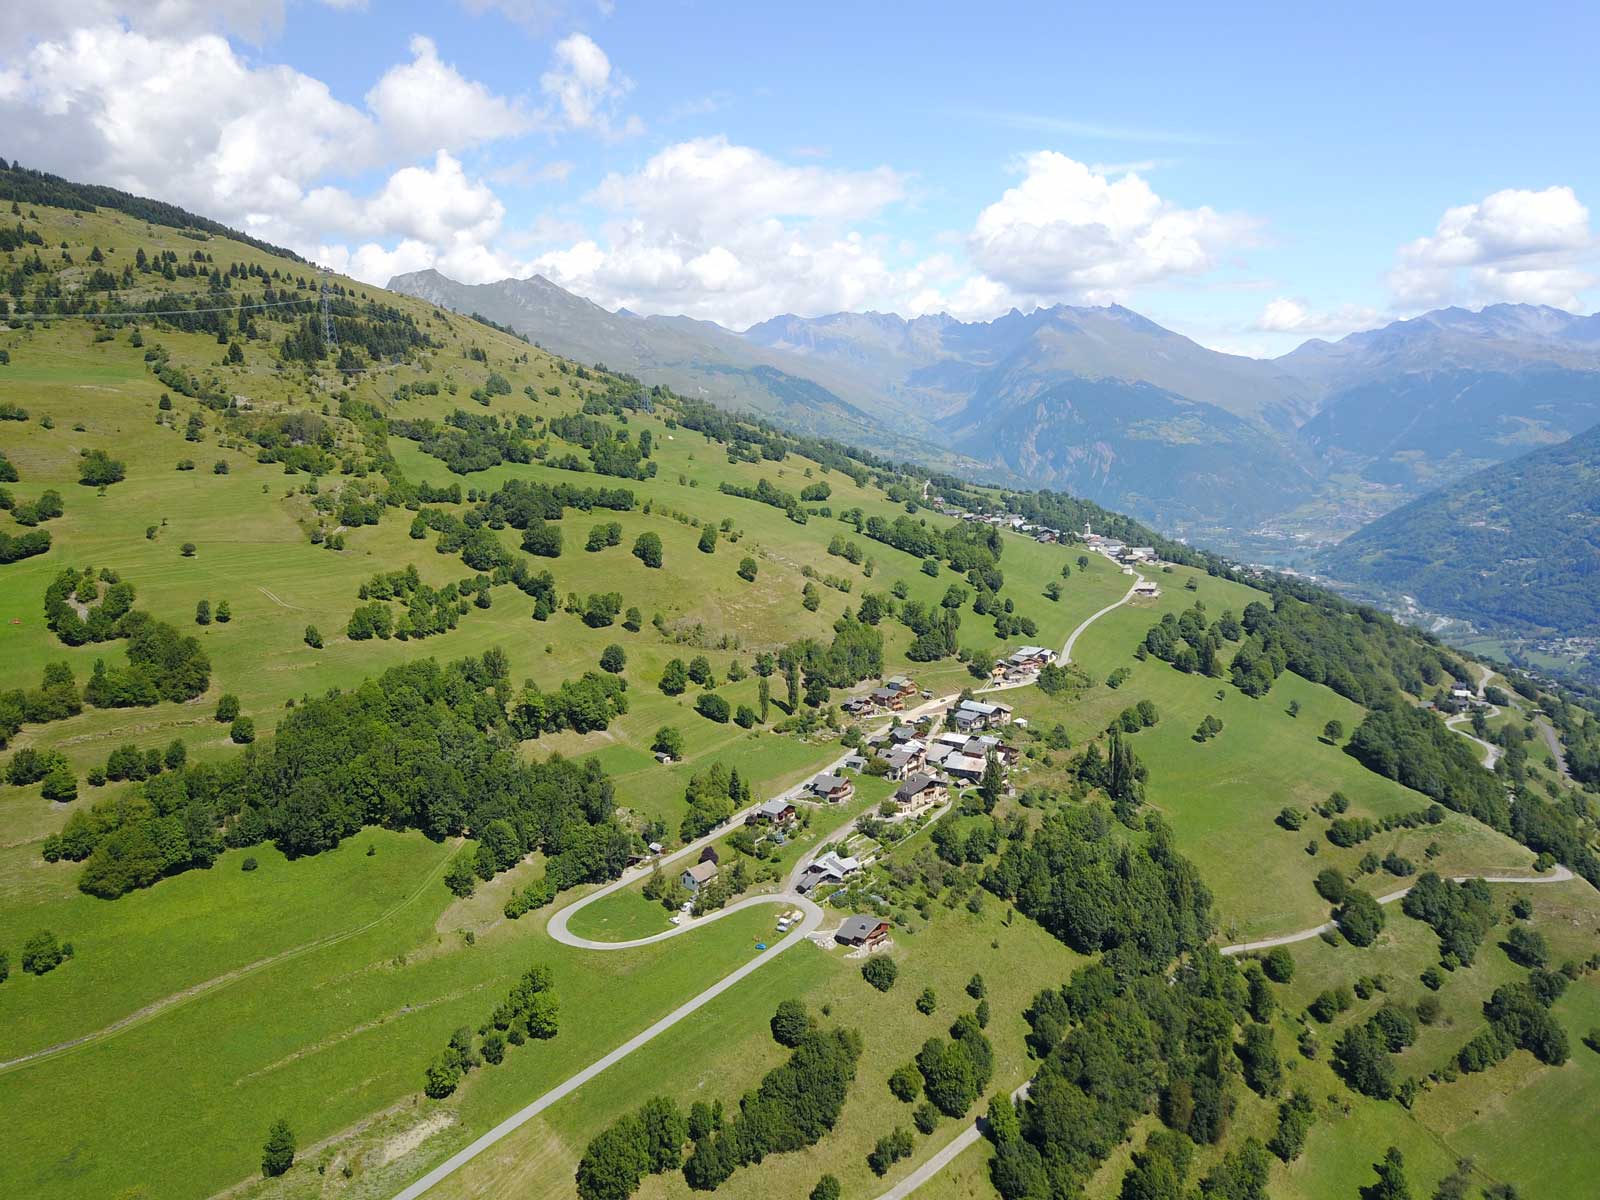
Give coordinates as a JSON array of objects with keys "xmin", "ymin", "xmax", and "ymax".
[
  {"xmin": 78, "ymin": 449, "xmax": 126, "ymax": 487},
  {"xmin": 737, "ymin": 556, "xmax": 758, "ymax": 582},
  {"xmin": 20, "ymin": 929, "xmax": 70, "ymax": 974},
  {"xmin": 888, "ymin": 1062, "xmax": 922, "ymax": 1102},
  {"xmin": 242, "ymin": 856, "xmax": 259, "ymax": 872},
  {"xmin": 913, "ymin": 1102, "xmax": 939, "ymax": 1134},
  {"xmin": 1335, "ymin": 889, "xmax": 1385, "ymax": 947},
  {"xmin": 304, "ymin": 624, "xmax": 323, "ymax": 648},
  {"xmin": 40, "ymin": 763, "xmax": 78, "ymax": 802},
  {"xmin": 915, "ymin": 987, "xmax": 938, "ymax": 1015},
  {"xmin": 599, "ymin": 644, "xmax": 626, "ymax": 674},
  {"xmin": 215, "ymin": 693, "xmax": 240, "ymax": 722},
  {"xmin": 230, "ymin": 716, "xmax": 256, "ymax": 744},
  {"xmin": 867, "ymin": 1127, "xmax": 914, "ymax": 1176},
  {"xmin": 862, "ymin": 956, "xmax": 899, "ymax": 992}
]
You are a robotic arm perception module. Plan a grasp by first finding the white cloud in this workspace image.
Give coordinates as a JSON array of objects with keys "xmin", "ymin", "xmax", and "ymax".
[
  {"xmin": 0, "ymin": 21, "xmax": 629, "ymax": 289},
  {"xmin": 1389, "ymin": 185, "xmax": 1595, "ymax": 309},
  {"xmin": 966, "ymin": 152, "xmax": 1256, "ymax": 306},
  {"xmin": 523, "ymin": 137, "xmax": 916, "ymax": 326},
  {"xmin": 540, "ymin": 32, "xmax": 637, "ymax": 137},
  {"xmin": 366, "ymin": 35, "xmax": 534, "ymax": 155},
  {"xmin": 0, "ymin": 0, "xmax": 360, "ymax": 53},
  {"xmin": 1253, "ymin": 296, "xmax": 1381, "ymax": 337}
]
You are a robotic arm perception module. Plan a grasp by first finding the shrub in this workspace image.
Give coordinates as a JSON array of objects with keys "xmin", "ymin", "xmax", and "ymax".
[
  {"xmin": 771, "ymin": 999, "xmax": 813, "ymax": 1048},
  {"xmin": 867, "ymin": 1127, "xmax": 914, "ymax": 1176},
  {"xmin": 1262, "ymin": 946, "xmax": 1295, "ymax": 983},
  {"xmin": 21, "ymin": 930, "xmax": 72, "ymax": 974},
  {"xmin": 862, "ymin": 956, "xmax": 899, "ymax": 992},
  {"xmin": 230, "ymin": 716, "xmax": 256, "ymax": 744},
  {"xmin": 737, "ymin": 557, "xmax": 758, "ymax": 582},
  {"xmin": 915, "ymin": 987, "xmax": 938, "ymax": 1015},
  {"xmin": 888, "ymin": 1062, "xmax": 922, "ymax": 1102},
  {"xmin": 599, "ymin": 644, "xmax": 626, "ymax": 674},
  {"xmin": 215, "ymin": 693, "xmax": 240, "ymax": 722},
  {"xmin": 242, "ymin": 856, "xmax": 259, "ymax": 872}
]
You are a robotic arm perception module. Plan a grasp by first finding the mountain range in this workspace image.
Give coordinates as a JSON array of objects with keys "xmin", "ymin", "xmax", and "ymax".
[
  {"xmin": 389, "ymin": 269, "xmax": 1600, "ymax": 553},
  {"xmin": 1317, "ymin": 417, "xmax": 1600, "ymax": 638}
]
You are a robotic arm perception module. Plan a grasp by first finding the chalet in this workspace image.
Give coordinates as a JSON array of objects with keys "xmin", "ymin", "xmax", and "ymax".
[
  {"xmin": 810, "ymin": 774, "xmax": 855, "ymax": 803},
  {"xmin": 835, "ymin": 915, "xmax": 892, "ymax": 948},
  {"xmin": 681, "ymin": 860, "xmax": 718, "ymax": 893},
  {"xmin": 936, "ymin": 731, "xmax": 972, "ymax": 749},
  {"xmin": 871, "ymin": 686, "xmax": 905, "ymax": 711},
  {"xmin": 842, "ymin": 754, "xmax": 867, "ymax": 772},
  {"xmin": 884, "ymin": 743, "xmax": 927, "ymax": 780},
  {"xmin": 1126, "ymin": 546, "xmax": 1157, "ymax": 562},
  {"xmin": 1132, "ymin": 579, "xmax": 1161, "ymax": 598},
  {"xmin": 797, "ymin": 850, "xmax": 861, "ymax": 894},
  {"xmin": 893, "ymin": 772, "xmax": 948, "ymax": 814},
  {"xmin": 1007, "ymin": 646, "xmax": 1056, "ymax": 670},
  {"xmin": 885, "ymin": 675, "xmax": 918, "ymax": 697},
  {"xmin": 924, "ymin": 742, "xmax": 957, "ymax": 768},
  {"xmin": 888, "ymin": 725, "xmax": 919, "ymax": 745},
  {"xmin": 841, "ymin": 696, "xmax": 875, "ymax": 718},
  {"xmin": 957, "ymin": 698, "xmax": 1013, "ymax": 728},
  {"xmin": 750, "ymin": 798, "xmax": 798, "ymax": 825}
]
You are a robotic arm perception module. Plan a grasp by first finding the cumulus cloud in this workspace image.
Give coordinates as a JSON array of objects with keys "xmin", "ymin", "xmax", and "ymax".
[
  {"xmin": 366, "ymin": 35, "xmax": 535, "ymax": 155},
  {"xmin": 540, "ymin": 33, "xmax": 638, "ymax": 137},
  {"xmin": 522, "ymin": 136, "xmax": 917, "ymax": 325},
  {"xmin": 0, "ymin": 0, "xmax": 363, "ymax": 53},
  {"xmin": 0, "ymin": 20, "xmax": 634, "ymax": 287},
  {"xmin": 1253, "ymin": 297, "xmax": 1382, "ymax": 337},
  {"xmin": 1389, "ymin": 185, "xmax": 1595, "ymax": 309},
  {"xmin": 967, "ymin": 152, "xmax": 1256, "ymax": 306}
]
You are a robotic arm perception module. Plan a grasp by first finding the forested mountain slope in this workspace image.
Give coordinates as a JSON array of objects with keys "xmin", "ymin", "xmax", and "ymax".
[{"xmin": 1319, "ymin": 421, "xmax": 1600, "ymax": 635}]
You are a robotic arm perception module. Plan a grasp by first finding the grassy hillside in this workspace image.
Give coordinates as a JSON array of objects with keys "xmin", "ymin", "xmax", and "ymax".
[{"xmin": 2, "ymin": 188, "xmax": 1598, "ymax": 1200}]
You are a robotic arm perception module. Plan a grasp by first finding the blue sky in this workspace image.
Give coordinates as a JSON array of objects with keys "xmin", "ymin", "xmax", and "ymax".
[{"xmin": 3, "ymin": 0, "xmax": 1596, "ymax": 354}]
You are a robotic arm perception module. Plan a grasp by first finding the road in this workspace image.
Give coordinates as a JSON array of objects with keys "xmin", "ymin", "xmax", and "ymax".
[
  {"xmin": 1534, "ymin": 715, "xmax": 1572, "ymax": 779},
  {"xmin": 1220, "ymin": 865, "xmax": 1576, "ymax": 956},
  {"xmin": 1062, "ymin": 570, "xmax": 1145, "ymax": 665},
  {"xmin": 868, "ymin": 1083, "xmax": 1030, "ymax": 1200}
]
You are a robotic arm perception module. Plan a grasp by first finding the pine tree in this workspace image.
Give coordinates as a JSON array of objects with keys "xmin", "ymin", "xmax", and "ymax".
[{"xmin": 260, "ymin": 1118, "xmax": 296, "ymax": 1178}]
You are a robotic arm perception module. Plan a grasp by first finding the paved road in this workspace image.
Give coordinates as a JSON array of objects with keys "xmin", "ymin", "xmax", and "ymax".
[
  {"xmin": 1445, "ymin": 706, "xmax": 1502, "ymax": 770},
  {"xmin": 1220, "ymin": 866, "xmax": 1576, "ymax": 956},
  {"xmin": 868, "ymin": 1083, "xmax": 1030, "ymax": 1200},
  {"xmin": 1534, "ymin": 715, "xmax": 1572, "ymax": 780},
  {"xmin": 1062, "ymin": 570, "xmax": 1145, "ymax": 665}
]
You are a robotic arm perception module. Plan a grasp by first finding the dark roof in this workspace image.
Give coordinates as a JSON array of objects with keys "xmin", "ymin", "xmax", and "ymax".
[{"xmin": 836, "ymin": 915, "xmax": 887, "ymax": 942}]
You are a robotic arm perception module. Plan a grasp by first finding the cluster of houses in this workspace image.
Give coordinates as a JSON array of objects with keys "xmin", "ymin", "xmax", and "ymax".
[
  {"xmin": 991, "ymin": 645, "xmax": 1056, "ymax": 684},
  {"xmin": 841, "ymin": 674, "xmax": 924, "ymax": 719}
]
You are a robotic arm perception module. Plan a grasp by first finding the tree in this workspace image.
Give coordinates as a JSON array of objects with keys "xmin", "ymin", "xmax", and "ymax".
[
  {"xmin": 687, "ymin": 655, "xmax": 714, "ymax": 687},
  {"xmin": 771, "ymin": 998, "xmax": 813, "ymax": 1047},
  {"xmin": 757, "ymin": 675, "xmax": 771, "ymax": 723},
  {"xmin": 737, "ymin": 556, "xmax": 758, "ymax": 582},
  {"xmin": 810, "ymin": 1176, "xmax": 842, "ymax": 1200},
  {"xmin": 888, "ymin": 1062, "xmax": 922, "ymax": 1102},
  {"xmin": 215, "ymin": 693, "xmax": 239, "ymax": 722},
  {"xmin": 260, "ymin": 1118, "xmax": 296, "ymax": 1178},
  {"xmin": 1262, "ymin": 946, "xmax": 1295, "ymax": 983},
  {"xmin": 521, "ymin": 518, "xmax": 563, "ymax": 558},
  {"xmin": 230, "ymin": 716, "xmax": 255, "ymax": 744},
  {"xmin": 1335, "ymin": 889, "xmax": 1385, "ymax": 947},
  {"xmin": 862, "ymin": 956, "xmax": 899, "ymax": 991},
  {"xmin": 215, "ymin": 600, "xmax": 231, "ymax": 623},
  {"xmin": 40, "ymin": 762, "xmax": 77, "ymax": 802},
  {"xmin": 1505, "ymin": 925, "xmax": 1549, "ymax": 968},
  {"xmin": 868, "ymin": 1127, "xmax": 914, "ymax": 1176},
  {"xmin": 304, "ymin": 624, "xmax": 323, "ymax": 648},
  {"xmin": 1323, "ymin": 719, "xmax": 1345, "ymax": 743},
  {"xmin": 978, "ymin": 751, "xmax": 1005, "ymax": 813},
  {"xmin": 659, "ymin": 658, "xmax": 688, "ymax": 695},
  {"xmin": 599, "ymin": 644, "xmax": 626, "ymax": 674},
  {"xmin": 652, "ymin": 726, "xmax": 684, "ymax": 760},
  {"xmin": 1237, "ymin": 1023, "xmax": 1282, "ymax": 1096},
  {"xmin": 698, "ymin": 525, "xmax": 717, "ymax": 553},
  {"xmin": 632, "ymin": 532, "xmax": 663, "ymax": 568},
  {"xmin": 444, "ymin": 851, "xmax": 477, "ymax": 898},
  {"xmin": 195, "ymin": 599, "xmax": 211, "ymax": 625},
  {"xmin": 78, "ymin": 448, "xmax": 126, "ymax": 486},
  {"xmin": 20, "ymin": 930, "xmax": 69, "ymax": 974},
  {"xmin": 695, "ymin": 693, "xmax": 731, "ymax": 724},
  {"xmin": 1362, "ymin": 1146, "xmax": 1412, "ymax": 1200},
  {"xmin": 181, "ymin": 541, "xmax": 197, "ymax": 557}
]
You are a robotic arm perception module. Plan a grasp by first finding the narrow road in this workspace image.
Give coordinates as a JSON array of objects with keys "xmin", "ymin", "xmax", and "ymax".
[
  {"xmin": 1219, "ymin": 866, "xmax": 1575, "ymax": 956},
  {"xmin": 1062, "ymin": 570, "xmax": 1145, "ymax": 665},
  {"xmin": 1534, "ymin": 716, "xmax": 1572, "ymax": 780},
  {"xmin": 869, "ymin": 1083, "xmax": 1029, "ymax": 1200},
  {"xmin": 1445, "ymin": 706, "xmax": 1502, "ymax": 770}
]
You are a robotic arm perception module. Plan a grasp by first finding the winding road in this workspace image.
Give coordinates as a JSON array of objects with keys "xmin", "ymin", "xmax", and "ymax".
[
  {"xmin": 1062, "ymin": 570, "xmax": 1145, "ymax": 665},
  {"xmin": 1219, "ymin": 865, "xmax": 1576, "ymax": 956}
]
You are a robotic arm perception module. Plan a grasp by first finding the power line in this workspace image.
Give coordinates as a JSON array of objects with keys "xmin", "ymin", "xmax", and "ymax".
[{"xmin": 4, "ymin": 297, "xmax": 313, "ymax": 321}]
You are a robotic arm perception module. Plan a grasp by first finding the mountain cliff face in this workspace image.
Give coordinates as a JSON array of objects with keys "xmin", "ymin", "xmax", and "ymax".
[
  {"xmin": 1318, "ymin": 419, "xmax": 1600, "ymax": 636},
  {"xmin": 389, "ymin": 269, "xmax": 1600, "ymax": 548}
]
